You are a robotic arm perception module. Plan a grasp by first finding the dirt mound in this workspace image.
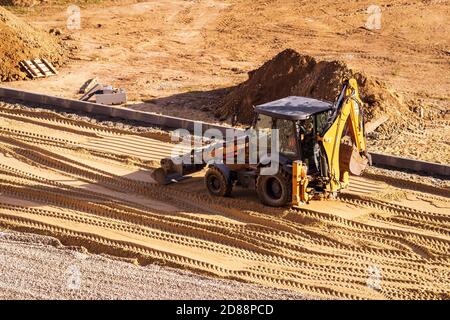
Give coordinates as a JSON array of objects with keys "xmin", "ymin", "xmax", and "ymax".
[
  {"xmin": 216, "ymin": 49, "xmax": 412, "ymax": 132},
  {"xmin": 0, "ymin": 6, "xmax": 66, "ymax": 81},
  {"xmin": 0, "ymin": 1, "xmax": 37, "ymax": 7}
]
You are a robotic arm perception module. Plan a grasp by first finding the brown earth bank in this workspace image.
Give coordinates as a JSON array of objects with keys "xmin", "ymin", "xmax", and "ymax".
[
  {"xmin": 0, "ymin": 230, "xmax": 308, "ymax": 299},
  {"xmin": 215, "ymin": 49, "xmax": 410, "ymax": 128},
  {"xmin": 0, "ymin": 100, "xmax": 448, "ymax": 300},
  {"xmin": 0, "ymin": 1, "xmax": 35, "ymax": 6},
  {"xmin": 0, "ymin": 6, "xmax": 67, "ymax": 81}
]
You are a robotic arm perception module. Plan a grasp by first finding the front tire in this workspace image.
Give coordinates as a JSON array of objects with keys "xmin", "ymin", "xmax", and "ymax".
[
  {"xmin": 205, "ymin": 166, "xmax": 233, "ymax": 197},
  {"xmin": 256, "ymin": 170, "xmax": 291, "ymax": 207}
]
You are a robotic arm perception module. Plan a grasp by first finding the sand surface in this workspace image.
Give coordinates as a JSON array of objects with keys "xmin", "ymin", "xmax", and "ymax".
[{"xmin": 0, "ymin": 101, "xmax": 448, "ymax": 300}]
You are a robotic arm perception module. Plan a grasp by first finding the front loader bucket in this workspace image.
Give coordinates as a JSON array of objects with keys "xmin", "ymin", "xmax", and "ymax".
[
  {"xmin": 151, "ymin": 167, "xmax": 185, "ymax": 185},
  {"xmin": 151, "ymin": 156, "xmax": 207, "ymax": 185},
  {"xmin": 340, "ymin": 144, "xmax": 369, "ymax": 176}
]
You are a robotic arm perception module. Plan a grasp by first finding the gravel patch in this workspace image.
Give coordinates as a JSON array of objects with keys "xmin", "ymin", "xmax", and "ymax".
[{"xmin": 0, "ymin": 230, "xmax": 309, "ymax": 300}]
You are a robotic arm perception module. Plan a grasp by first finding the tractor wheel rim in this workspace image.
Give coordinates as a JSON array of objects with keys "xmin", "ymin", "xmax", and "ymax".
[
  {"xmin": 267, "ymin": 178, "xmax": 282, "ymax": 199},
  {"xmin": 209, "ymin": 176, "xmax": 220, "ymax": 191}
]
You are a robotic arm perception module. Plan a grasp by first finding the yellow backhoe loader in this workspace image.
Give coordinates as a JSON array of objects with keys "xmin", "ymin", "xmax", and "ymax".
[{"xmin": 152, "ymin": 78, "xmax": 370, "ymax": 206}]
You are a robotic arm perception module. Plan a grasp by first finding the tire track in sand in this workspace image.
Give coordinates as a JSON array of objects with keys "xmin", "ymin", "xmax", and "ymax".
[{"xmin": 0, "ymin": 102, "xmax": 449, "ymax": 299}]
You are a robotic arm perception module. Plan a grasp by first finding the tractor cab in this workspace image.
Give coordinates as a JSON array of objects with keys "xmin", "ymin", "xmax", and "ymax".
[{"xmin": 254, "ymin": 96, "xmax": 333, "ymax": 173}]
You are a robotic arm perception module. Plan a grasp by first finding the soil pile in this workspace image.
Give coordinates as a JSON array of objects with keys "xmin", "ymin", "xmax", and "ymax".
[
  {"xmin": 216, "ymin": 49, "xmax": 412, "ymax": 133},
  {"xmin": 0, "ymin": 6, "xmax": 66, "ymax": 81},
  {"xmin": 0, "ymin": 1, "xmax": 37, "ymax": 7}
]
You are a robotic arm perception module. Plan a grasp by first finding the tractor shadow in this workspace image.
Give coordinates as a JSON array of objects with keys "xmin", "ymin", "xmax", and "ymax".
[
  {"xmin": 162, "ymin": 173, "xmax": 265, "ymax": 208},
  {"xmin": 128, "ymin": 87, "xmax": 233, "ymax": 123}
]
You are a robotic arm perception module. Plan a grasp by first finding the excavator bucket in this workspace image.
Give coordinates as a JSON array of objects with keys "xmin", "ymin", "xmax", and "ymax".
[
  {"xmin": 348, "ymin": 148, "xmax": 369, "ymax": 176},
  {"xmin": 340, "ymin": 143, "xmax": 369, "ymax": 176}
]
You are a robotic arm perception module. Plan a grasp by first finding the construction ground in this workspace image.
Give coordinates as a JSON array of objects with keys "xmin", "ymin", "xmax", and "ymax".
[{"xmin": 0, "ymin": 0, "xmax": 449, "ymax": 299}]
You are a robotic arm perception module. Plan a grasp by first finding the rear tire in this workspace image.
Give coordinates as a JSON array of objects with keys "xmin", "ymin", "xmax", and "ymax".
[
  {"xmin": 205, "ymin": 166, "xmax": 233, "ymax": 197},
  {"xmin": 257, "ymin": 170, "xmax": 291, "ymax": 207}
]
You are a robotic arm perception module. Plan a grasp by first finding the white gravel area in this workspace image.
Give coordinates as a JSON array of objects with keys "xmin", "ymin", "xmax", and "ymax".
[{"xmin": 0, "ymin": 230, "xmax": 308, "ymax": 300}]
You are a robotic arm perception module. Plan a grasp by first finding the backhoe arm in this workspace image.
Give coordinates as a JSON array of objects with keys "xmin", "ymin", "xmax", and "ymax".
[{"xmin": 320, "ymin": 78, "xmax": 368, "ymax": 194}]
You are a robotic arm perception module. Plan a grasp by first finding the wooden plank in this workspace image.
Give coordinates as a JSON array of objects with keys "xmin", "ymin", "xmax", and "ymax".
[
  {"xmin": 79, "ymin": 83, "xmax": 103, "ymax": 101},
  {"xmin": 366, "ymin": 115, "xmax": 389, "ymax": 134},
  {"xmin": 31, "ymin": 60, "xmax": 47, "ymax": 77},
  {"xmin": 42, "ymin": 58, "xmax": 58, "ymax": 75},
  {"xmin": 37, "ymin": 64, "xmax": 50, "ymax": 72},
  {"xmin": 23, "ymin": 61, "xmax": 39, "ymax": 77},
  {"xmin": 79, "ymin": 78, "xmax": 98, "ymax": 94},
  {"xmin": 19, "ymin": 59, "xmax": 58, "ymax": 79},
  {"xmin": 37, "ymin": 62, "xmax": 53, "ymax": 76},
  {"xmin": 19, "ymin": 62, "xmax": 36, "ymax": 78},
  {"xmin": 37, "ymin": 62, "xmax": 49, "ymax": 69},
  {"xmin": 27, "ymin": 62, "xmax": 42, "ymax": 77}
]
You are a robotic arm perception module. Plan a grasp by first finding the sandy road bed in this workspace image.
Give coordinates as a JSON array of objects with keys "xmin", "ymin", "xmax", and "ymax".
[
  {"xmin": 0, "ymin": 230, "xmax": 307, "ymax": 300},
  {"xmin": 0, "ymin": 101, "xmax": 449, "ymax": 300}
]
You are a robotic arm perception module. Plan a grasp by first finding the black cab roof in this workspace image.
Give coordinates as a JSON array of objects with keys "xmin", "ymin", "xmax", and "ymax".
[{"xmin": 255, "ymin": 96, "xmax": 332, "ymax": 120}]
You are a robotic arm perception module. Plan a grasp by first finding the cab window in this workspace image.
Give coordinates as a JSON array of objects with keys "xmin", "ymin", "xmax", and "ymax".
[
  {"xmin": 315, "ymin": 111, "xmax": 329, "ymax": 134},
  {"xmin": 275, "ymin": 119, "xmax": 297, "ymax": 159},
  {"xmin": 255, "ymin": 114, "xmax": 273, "ymax": 132}
]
